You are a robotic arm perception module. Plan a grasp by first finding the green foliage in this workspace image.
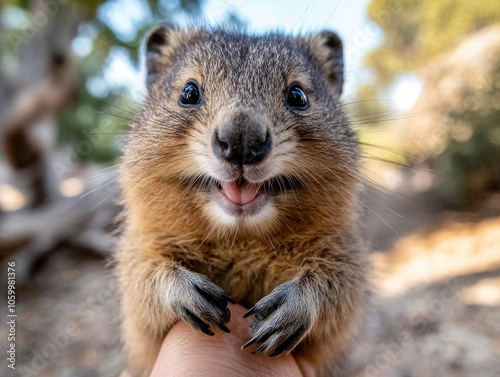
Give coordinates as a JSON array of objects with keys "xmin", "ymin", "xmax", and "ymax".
[
  {"xmin": 366, "ymin": 0, "xmax": 500, "ymax": 83},
  {"xmin": 57, "ymin": 86, "xmax": 134, "ymax": 164},
  {"xmin": 429, "ymin": 59, "xmax": 500, "ymax": 207},
  {"xmin": 0, "ymin": 0, "xmax": 211, "ymax": 164}
]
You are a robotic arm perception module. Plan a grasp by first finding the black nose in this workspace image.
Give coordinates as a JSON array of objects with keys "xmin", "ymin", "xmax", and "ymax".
[{"xmin": 212, "ymin": 113, "xmax": 272, "ymax": 166}]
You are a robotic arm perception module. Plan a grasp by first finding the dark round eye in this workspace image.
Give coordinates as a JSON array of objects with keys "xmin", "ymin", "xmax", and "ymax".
[
  {"xmin": 179, "ymin": 81, "xmax": 202, "ymax": 107},
  {"xmin": 286, "ymin": 84, "xmax": 308, "ymax": 110}
]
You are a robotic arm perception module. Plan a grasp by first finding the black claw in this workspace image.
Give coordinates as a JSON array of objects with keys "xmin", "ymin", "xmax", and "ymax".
[
  {"xmin": 223, "ymin": 307, "xmax": 231, "ymax": 321},
  {"xmin": 201, "ymin": 327, "xmax": 215, "ymax": 336},
  {"xmin": 213, "ymin": 305, "xmax": 231, "ymax": 323},
  {"xmin": 246, "ymin": 296, "xmax": 283, "ymax": 321},
  {"xmin": 195, "ymin": 286, "xmax": 226, "ymax": 308},
  {"xmin": 250, "ymin": 320, "xmax": 259, "ymax": 332},
  {"xmin": 193, "ymin": 285, "xmax": 235, "ymax": 311},
  {"xmin": 217, "ymin": 323, "xmax": 231, "ymax": 333},
  {"xmin": 252, "ymin": 343, "xmax": 267, "ymax": 354},
  {"xmin": 243, "ymin": 307, "xmax": 256, "ymax": 318},
  {"xmin": 183, "ymin": 308, "xmax": 214, "ymax": 336},
  {"xmin": 242, "ymin": 337, "xmax": 257, "ymax": 349},
  {"xmin": 224, "ymin": 293, "xmax": 236, "ymax": 304},
  {"xmin": 255, "ymin": 300, "xmax": 281, "ymax": 320},
  {"xmin": 245, "ymin": 324, "xmax": 278, "ymax": 350},
  {"xmin": 270, "ymin": 325, "xmax": 307, "ymax": 356}
]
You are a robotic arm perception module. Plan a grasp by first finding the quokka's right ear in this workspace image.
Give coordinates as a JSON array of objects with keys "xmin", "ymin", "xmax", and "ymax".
[{"xmin": 144, "ymin": 23, "xmax": 186, "ymax": 87}]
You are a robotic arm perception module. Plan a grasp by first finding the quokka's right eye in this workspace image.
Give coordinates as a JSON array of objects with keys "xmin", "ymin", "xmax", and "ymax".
[{"xmin": 179, "ymin": 80, "xmax": 203, "ymax": 107}]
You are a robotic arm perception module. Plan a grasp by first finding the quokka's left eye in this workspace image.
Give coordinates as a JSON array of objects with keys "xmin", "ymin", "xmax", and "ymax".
[
  {"xmin": 286, "ymin": 84, "xmax": 309, "ymax": 110},
  {"xmin": 179, "ymin": 80, "xmax": 202, "ymax": 107}
]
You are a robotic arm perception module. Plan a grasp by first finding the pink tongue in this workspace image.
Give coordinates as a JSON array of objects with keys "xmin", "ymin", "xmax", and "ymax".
[{"xmin": 220, "ymin": 180, "xmax": 260, "ymax": 206}]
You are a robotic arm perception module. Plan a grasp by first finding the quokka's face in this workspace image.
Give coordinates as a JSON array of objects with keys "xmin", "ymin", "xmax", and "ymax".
[{"xmin": 122, "ymin": 26, "xmax": 360, "ymax": 237}]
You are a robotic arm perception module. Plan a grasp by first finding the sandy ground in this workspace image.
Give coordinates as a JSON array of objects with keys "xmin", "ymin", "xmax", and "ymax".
[{"xmin": 346, "ymin": 210, "xmax": 500, "ymax": 377}]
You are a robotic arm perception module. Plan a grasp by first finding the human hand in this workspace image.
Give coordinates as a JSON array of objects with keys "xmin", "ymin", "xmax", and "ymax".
[{"xmin": 148, "ymin": 304, "xmax": 314, "ymax": 377}]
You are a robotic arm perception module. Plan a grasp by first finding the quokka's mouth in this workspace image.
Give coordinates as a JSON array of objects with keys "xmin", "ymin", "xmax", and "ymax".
[
  {"xmin": 213, "ymin": 175, "xmax": 302, "ymax": 216},
  {"xmin": 218, "ymin": 178, "xmax": 261, "ymax": 206},
  {"xmin": 184, "ymin": 174, "xmax": 302, "ymax": 216}
]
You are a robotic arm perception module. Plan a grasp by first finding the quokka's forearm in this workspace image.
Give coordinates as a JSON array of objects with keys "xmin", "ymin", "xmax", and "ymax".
[{"xmin": 117, "ymin": 247, "xmax": 181, "ymax": 334}]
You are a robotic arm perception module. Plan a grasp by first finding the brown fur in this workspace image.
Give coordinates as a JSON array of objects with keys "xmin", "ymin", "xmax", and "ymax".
[{"xmin": 116, "ymin": 24, "xmax": 370, "ymax": 377}]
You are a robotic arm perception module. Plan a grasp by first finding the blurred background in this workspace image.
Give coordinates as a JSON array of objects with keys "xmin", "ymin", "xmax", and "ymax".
[{"xmin": 0, "ymin": 0, "xmax": 499, "ymax": 376}]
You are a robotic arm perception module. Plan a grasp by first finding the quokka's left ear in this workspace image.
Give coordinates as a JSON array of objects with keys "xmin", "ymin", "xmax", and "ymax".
[{"xmin": 306, "ymin": 31, "xmax": 344, "ymax": 95}]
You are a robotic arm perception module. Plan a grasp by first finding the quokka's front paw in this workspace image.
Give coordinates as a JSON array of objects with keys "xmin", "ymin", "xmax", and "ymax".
[
  {"xmin": 242, "ymin": 280, "xmax": 314, "ymax": 356},
  {"xmin": 168, "ymin": 269, "xmax": 235, "ymax": 336}
]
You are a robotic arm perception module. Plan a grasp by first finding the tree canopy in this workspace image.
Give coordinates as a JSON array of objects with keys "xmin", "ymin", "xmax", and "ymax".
[
  {"xmin": 0, "ymin": 0, "xmax": 208, "ymax": 163},
  {"xmin": 365, "ymin": 0, "xmax": 500, "ymax": 83}
]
